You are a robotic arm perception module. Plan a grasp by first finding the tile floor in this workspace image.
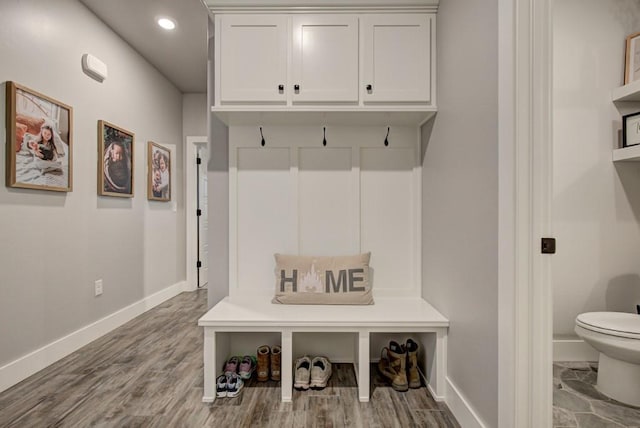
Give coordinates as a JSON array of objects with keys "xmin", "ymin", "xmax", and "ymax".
[{"xmin": 553, "ymin": 362, "xmax": 640, "ymax": 427}]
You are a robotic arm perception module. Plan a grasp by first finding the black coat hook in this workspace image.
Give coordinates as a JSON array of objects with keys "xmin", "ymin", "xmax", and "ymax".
[
  {"xmin": 384, "ymin": 127, "xmax": 390, "ymax": 146},
  {"xmin": 260, "ymin": 127, "xmax": 265, "ymax": 147},
  {"xmin": 323, "ymin": 127, "xmax": 327, "ymax": 146}
]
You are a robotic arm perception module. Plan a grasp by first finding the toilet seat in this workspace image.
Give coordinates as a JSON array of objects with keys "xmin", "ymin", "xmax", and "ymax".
[{"xmin": 576, "ymin": 312, "xmax": 640, "ymax": 340}]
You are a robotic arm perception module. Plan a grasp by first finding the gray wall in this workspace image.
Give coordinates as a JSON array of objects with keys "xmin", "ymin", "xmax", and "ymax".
[
  {"xmin": 0, "ymin": 0, "xmax": 184, "ymax": 367},
  {"xmin": 183, "ymin": 93, "xmax": 208, "ymax": 137},
  {"xmin": 421, "ymin": 0, "xmax": 499, "ymax": 426},
  {"xmin": 553, "ymin": 0, "xmax": 640, "ymax": 337}
]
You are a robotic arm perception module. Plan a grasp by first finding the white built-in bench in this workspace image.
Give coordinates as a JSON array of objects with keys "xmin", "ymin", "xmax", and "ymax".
[
  {"xmin": 200, "ymin": 111, "xmax": 449, "ymax": 403},
  {"xmin": 198, "ymin": 296, "xmax": 449, "ymax": 403}
]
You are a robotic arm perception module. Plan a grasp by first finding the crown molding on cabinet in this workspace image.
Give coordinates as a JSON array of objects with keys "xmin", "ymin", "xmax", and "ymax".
[{"xmin": 205, "ymin": 0, "xmax": 438, "ymax": 13}]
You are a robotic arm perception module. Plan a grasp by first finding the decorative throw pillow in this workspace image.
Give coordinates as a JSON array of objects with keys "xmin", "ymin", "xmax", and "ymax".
[{"xmin": 272, "ymin": 252, "xmax": 373, "ymax": 305}]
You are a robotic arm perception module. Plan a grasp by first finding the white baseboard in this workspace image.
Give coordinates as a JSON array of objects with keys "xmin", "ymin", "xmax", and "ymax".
[
  {"xmin": 553, "ymin": 338, "xmax": 599, "ymax": 362},
  {"xmin": 445, "ymin": 377, "xmax": 488, "ymax": 428},
  {"xmin": 0, "ymin": 281, "xmax": 188, "ymax": 393}
]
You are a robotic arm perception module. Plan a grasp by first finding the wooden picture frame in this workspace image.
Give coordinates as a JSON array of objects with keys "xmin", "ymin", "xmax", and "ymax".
[
  {"xmin": 147, "ymin": 141, "xmax": 171, "ymax": 201},
  {"xmin": 5, "ymin": 81, "xmax": 73, "ymax": 192},
  {"xmin": 625, "ymin": 32, "xmax": 640, "ymax": 84},
  {"xmin": 622, "ymin": 111, "xmax": 640, "ymax": 147},
  {"xmin": 98, "ymin": 120, "xmax": 134, "ymax": 197}
]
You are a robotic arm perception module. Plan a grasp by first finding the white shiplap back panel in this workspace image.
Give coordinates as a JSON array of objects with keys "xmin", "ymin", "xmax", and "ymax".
[
  {"xmin": 235, "ymin": 148, "xmax": 293, "ymax": 297},
  {"xmin": 299, "ymin": 147, "xmax": 357, "ymax": 256},
  {"xmin": 230, "ymin": 126, "xmax": 419, "ymax": 298},
  {"xmin": 361, "ymin": 148, "xmax": 416, "ymax": 296}
]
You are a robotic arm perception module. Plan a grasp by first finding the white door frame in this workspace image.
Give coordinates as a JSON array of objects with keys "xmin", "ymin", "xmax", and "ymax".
[
  {"xmin": 185, "ymin": 135, "xmax": 208, "ymax": 292},
  {"xmin": 500, "ymin": 0, "xmax": 553, "ymax": 426}
]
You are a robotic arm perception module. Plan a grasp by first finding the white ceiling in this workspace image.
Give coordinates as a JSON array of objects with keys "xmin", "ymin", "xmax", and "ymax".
[{"xmin": 80, "ymin": 0, "xmax": 209, "ymax": 93}]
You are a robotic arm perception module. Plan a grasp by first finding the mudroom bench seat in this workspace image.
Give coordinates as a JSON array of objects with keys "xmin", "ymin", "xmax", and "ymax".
[{"xmin": 198, "ymin": 296, "xmax": 449, "ymax": 403}]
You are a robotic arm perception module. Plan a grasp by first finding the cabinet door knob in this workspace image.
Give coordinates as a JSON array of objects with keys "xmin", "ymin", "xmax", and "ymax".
[
  {"xmin": 278, "ymin": 84, "xmax": 284, "ymax": 91},
  {"xmin": 366, "ymin": 84, "xmax": 373, "ymax": 91},
  {"xmin": 294, "ymin": 84, "xmax": 300, "ymax": 91}
]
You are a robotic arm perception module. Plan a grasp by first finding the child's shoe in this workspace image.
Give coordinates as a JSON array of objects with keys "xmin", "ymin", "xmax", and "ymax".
[
  {"xmin": 239, "ymin": 355, "xmax": 256, "ymax": 380},
  {"xmin": 226, "ymin": 373, "xmax": 244, "ymax": 398},
  {"xmin": 216, "ymin": 374, "xmax": 227, "ymax": 398},
  {"xmin": 224, "ymin": 356, "xmax": 240, "ymax": 375}
]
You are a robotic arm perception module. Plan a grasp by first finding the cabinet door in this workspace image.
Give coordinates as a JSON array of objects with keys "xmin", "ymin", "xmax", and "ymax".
[
  {"xmin": 292, "ymin": 15, "xmax": 359, "ymax": 103},
  {"xmin": 363, "ymin": 14, "xmax": 432, "ymax": 103},
  {"xmin": 219, "ymin": 15, "xmax": 288, "ymax": 103}
]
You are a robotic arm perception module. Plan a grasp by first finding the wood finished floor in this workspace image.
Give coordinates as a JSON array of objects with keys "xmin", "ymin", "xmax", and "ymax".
[{"xmin": 0, "ymin": 289, "xmax": 460, "ymax": 427}]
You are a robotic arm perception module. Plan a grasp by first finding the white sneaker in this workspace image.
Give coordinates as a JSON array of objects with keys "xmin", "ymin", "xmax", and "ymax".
[
  {"xmin": 310, "ymin": 356, "xmax": 332, "ymax": 389},
  {"xmin": 216, "ymin": 374, "xmax": 227, "ymax": 398},
  {"xmin": 294, "ymin": 356, "xmax": 312, "ymax": 390},
  {"xmin": 226, "ymin": 373, "xmax": 244, "ymax": 398}
]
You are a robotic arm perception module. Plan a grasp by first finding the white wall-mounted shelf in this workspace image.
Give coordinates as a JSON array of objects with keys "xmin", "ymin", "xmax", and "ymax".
[
  {"xmin": 611, "ymin": 80, "xmax": 640, "ymax": 102},
  {"xmin": 613, "ymin": 145, "xmax": 640, "ymax": 162},
  {"xmin": 211, "ymin": 107, "xmax": 436, "ymax": 126},
  {"xmin": 611, "ymin": 83, "xmax": 640, "ymax": 161}
]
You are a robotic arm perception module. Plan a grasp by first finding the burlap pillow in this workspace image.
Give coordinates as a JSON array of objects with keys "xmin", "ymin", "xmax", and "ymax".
[{"xmin": 272, "ymin": 253, "xmax": 373, "ymax": 305}]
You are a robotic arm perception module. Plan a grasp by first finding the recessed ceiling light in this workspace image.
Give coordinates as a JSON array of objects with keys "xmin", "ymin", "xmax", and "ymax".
[{"xmin": 157, "ymin": 17, "xmax": 176, "ymax": 30}]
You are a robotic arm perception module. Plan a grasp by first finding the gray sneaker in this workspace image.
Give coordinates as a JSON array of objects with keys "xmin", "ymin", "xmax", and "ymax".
[
  {"xmin": 216, "ymin": 374, "xmax": 227, "ymax": 398},
  {"xmin": 226, "ymin": 373, "xmax": 244, "ymax": 398},
  {"xmin": 310, "ymin": 356, "xmax": 332, "ymax": 390},
  {"xmin": 294, "ymin": 356, "xmax": 312, "ymax": 390}
]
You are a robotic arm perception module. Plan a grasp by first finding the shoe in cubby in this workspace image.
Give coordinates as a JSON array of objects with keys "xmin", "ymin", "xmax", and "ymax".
[
  {"xmin": 294, "ymin": 355, "xmax": 312, "ymax": 390},
  {"xmin": 223, "ymin": 356, "xmax": 240, "ymax": 376},
  {"xmin": 405, "ymin": 339, "xmax": 421, "ymax": 389},
  {"xmin": 216, "ymin": 374, "xmax": 227, "ymax": 398},
  {"xmin": 270, "ymin": 345, "xmax": 281, "ymax": 381},
  {"xmin": 239, "ymin": 355, "xmax": 256, "ymax": 380},
  {"xmin": 378, "ymin": 341, "xmax": 408, "ymax": 392},
  {"xmin": 226, "ymin": 373, "xmax": 244, "ymax": 398},
  {"xmin": 310, "ymin": 356, "xmax": 332, "ymax": 390},
  {"xmin": 256, "ymin": 345, "xmax": 270, "ymax": 382}
]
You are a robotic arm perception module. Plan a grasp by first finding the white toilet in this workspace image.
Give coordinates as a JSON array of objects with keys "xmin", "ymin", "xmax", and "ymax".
[{"xmin": 575, "ymin": 312, "xmax": 640, "ymax": 407}]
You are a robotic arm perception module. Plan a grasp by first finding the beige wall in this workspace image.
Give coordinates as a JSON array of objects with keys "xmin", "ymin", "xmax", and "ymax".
[
  {"xmin": 421, "ymin": 0, "xmax": 499, "ymax": 426},
  {"xmin": 0, "ymin": 0, "xmax": 184, "ymax": 366}
]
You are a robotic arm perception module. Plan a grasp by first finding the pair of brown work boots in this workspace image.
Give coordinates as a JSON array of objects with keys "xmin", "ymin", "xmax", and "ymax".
[
  {"xmin": 256, "ymin": 345, "xmax": 281, "ymax": 382},
  {"xmin": 378, "ymin": 339, "xmax": 421, "ymax": 392}
]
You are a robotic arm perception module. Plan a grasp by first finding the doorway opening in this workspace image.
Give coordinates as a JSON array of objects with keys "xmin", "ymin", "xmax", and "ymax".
[{"xmin": 185, "ymin": 136, "xmax": 208, "ymax": 291}]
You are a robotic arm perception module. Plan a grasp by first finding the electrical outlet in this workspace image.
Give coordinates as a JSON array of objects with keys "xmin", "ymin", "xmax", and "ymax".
[{"xmin": 95, "ymin": 279, "xmax": 103, "ymax": 296}]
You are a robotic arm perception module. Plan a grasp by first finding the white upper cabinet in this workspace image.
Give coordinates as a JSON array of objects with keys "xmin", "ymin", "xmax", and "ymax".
[
  {"xmin": 362, "ymin": 14, "xmax": 432, "ymax": 103},
  {"xmin": 291, "ymin": 15, "xmax": 359, "ymax": 103},
  {"xmin": 213, "ymin": 7, "xmax": 437, "ymax": 118},
  {"xmin": 219, "ymin": 15, "xmax": 288, "ymax": 104}
]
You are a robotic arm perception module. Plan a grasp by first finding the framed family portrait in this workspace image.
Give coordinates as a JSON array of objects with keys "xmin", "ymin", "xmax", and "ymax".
[
  {"xmin": 625, "ymin": 32, "xmax": 640, "ymax": 84},
  {"xmin": 147, "ymin": 141, "xmax": 171, "ymax": 201},
  {"xmin": 98, "ymin": 120, "xmax": 134, "ymax": 197},
  {"xmin": 5, "ymin": 81, "xmax": 73, "ymax": 192},
  {"xmin": 623, "ymin": 111, "xmax": 640, "ymax": 147}
]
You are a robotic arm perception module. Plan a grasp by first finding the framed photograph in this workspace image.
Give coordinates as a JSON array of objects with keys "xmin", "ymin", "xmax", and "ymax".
[
  {"xmin": 625, "ymin": 32, "xmax": 640, "ymax": 84},
  {"xmin": 98, "ymin": 120, "xmax": 134, "ymax": 197},
  {"xmin": 623, "ymin": 111, "xmax": 640, "ymax": 147},
  {"xmin": 147, "ymin": 142, "xmax": 171, "ymax": 201},
  {"xmin": 6, "ymin": 81, "xmax": 73, "ymax": 192}
]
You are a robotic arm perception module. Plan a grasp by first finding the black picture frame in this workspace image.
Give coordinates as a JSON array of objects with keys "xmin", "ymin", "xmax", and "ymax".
[{"xmin": 623, "ymin": 111, "xmax": 640, "ymax": 148}]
